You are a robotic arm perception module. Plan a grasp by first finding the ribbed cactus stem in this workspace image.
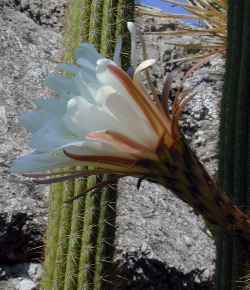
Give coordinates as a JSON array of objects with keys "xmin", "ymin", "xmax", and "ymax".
[
  {"xmin": 77, "ymin": 175, "xmax": 100, "ymax": 290},
  {"xmin": 89, "ymin": 0, "xmax": 104, "ymax": 49},
  {"xmin": 41, "ymin": 1, "xmax": 134, "ymax": 289},
  {"xmin": 81, "ymin": 0, "xmax": 92, "ymax": 40},
  {"xmin": 93, "ymin": 176, "xmax": 117, "ymax": 290},
  {"xmin": 64, "ymin": 0, "xmax": 83, "ymax": 63},
  {"xmin": 42, "ymin": 182, "xmax": 64, "ymax": 289},
  {"xmin": 63, "ymin": 178, "xmax": 86, "ymax": 290},
  {"xmin": 101, "ymin": 0, "xmax": 117, "ymax": 57},
  {"xmin": 52, "ymin": 180, "xmax": 74, "ymax": 290},
  {"xmin": 216, "ymin": 1, "xmax": 250, "ymax": 289},
  {"xmin": 116, "ymin": 0, "xmax": 134, "ymax": 69},
  {"xmin": 115, "ymin": 0, "xmax": 126, "ymax": 38}
]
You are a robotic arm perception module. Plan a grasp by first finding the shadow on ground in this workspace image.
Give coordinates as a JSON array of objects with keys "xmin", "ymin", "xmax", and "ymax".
[{"xmin": 114, "ymin": 251, "xmax": 214, "ymax": 290}]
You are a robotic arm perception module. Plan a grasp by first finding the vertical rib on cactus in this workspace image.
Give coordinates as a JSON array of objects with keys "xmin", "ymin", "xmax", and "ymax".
[
  {"xmin": 101, "ymin": 0, "xmax": 117, "ymax": 57},
  {"xmin": 216, "ymin": 1, "xmax": 250, "ymax": 289},
  {"xmin": 77, "ymin": 175, "xmax": 100, "ymax": 290},
  {"xmin": 41, "ymin": 182, "xmax": 64, "ymax": 289},
  {"xmin": 64, "ymin": 0, "xmax": 90, "ymax": 63},
  {"xmin": 41, "ymin": 1, "xmax": 134, "ymax": 289},
  {"xmin": 89, "ymin": 0, "xmax": 104, "ymax": 49},
  {"xmin": 64, "ymin": 178, "xmax": 86, "ymax": 290},
  {"xmin": 81, "ymin": 0, "xmax": 92, "ymax": 40},
  {"xmin": 52, "ymin": 180, "xmax": 74, "ymax": 290},
  {"xmin": 216, "ymin": 3, "xmax": 244, "ymax": 289},
  {"xmin": 93, "ymin": 176, "xmax": 117, "ymax": 290},
  {"xmin": 116, "ymin": 0, "xmax": 134, "ymax": 69}
]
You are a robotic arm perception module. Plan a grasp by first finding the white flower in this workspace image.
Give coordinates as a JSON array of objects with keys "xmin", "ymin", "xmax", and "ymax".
[{"xmin": 12, "ymin": 25, "xmax": 177, "ymax": 180}]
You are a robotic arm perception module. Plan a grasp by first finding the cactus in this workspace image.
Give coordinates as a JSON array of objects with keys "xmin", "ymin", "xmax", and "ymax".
[
  {"xmin": 216, "ymin": 1, "xmax": 250, "ymax": 289},
  {"xmin": 40, "ymin": 1, "xmax": 134, "ymax": 289}
]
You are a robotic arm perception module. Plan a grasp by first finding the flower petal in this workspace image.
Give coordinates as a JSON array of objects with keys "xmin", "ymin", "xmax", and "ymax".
[
  {"xmin": 75, "ymin": 43, "xmax": 102, "ymax": 65},
  {"xmin": 63, "ymin": 95, "xmax": 119, "ymax": 137},
  {"xmin": 87, "ymin": 130, "xmax": 158, "ymax": 160},
  {"xmin": 63, "ymin": 148, "xmax": 136, "ymax": 168},
  {"xmin": 31, "ymin": 118, "xmax": 81, "ymax": 152},
  {"xmin": 11, "ymin": 150, "xmax": 79, "ymax": 173},
  {"xmin": 96, "ymin": 60, "xmax": 168, "ymax": 140},
  {"xmin": 95, "ymin": 85, "xmax": 159, "ymax": 148},
  {"xmin": 46, "ymin": 74, "xmax": 80, "ymax": 99},
  {"xmin": 19, "ymin": 111, "xmax": 51, "ymax": 133},
  {"xmin": 35, "ymin": 97, "xmax": 67, "ymax": 114},
  {"xmin": 56, "ymin": 63, "xmax": 81, "ymax": 75}
]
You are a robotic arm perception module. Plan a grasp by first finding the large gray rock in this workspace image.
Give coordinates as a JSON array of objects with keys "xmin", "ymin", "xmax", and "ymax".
[
  {"xmin": 0, "ymin": 3, "xmax": 224, "ymax": 289},
  {"xmin": 0, "ymin": 5, "xmax": 62, "ymax": 289},
  {"xmin": 0, "ymin": 6, "xmax": 62, "ymax": 262},
  {"xmin": 0, "ymin": 0, "xmax": 67, "ymax": 31}
]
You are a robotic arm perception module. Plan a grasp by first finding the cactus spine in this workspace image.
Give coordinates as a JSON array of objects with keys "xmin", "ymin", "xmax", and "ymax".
[
  {"xmin": 41, "ymin": 1, "xmax": 134, "ymax": 289},
  {"xmin": 216, "ymin": 1, "xmax": 250, "ymax": 289}
]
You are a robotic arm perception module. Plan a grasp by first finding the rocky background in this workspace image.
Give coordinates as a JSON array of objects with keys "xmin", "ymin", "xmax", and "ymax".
[{"xmin": 0, "ymin": 1, "xmax": 224, "ymax": 289}]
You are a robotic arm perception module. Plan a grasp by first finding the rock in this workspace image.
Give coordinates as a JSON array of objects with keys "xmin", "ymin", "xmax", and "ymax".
[
  {"xmin": 0, "ymin": 6, "xmax": 62, "ymax": 263},
  {"xmin": 0, "ymin": 263, "xmax": 42, "ymax": 290},
  {"xmin": 116, "ymin": 178, "xmax": 215, "ymax": 274},
  {"xmin": 0, "ymin": 0, "xmax": 67, "ymax": 31},
  {"xmin": 184, "ymin": 235, "xmax": 193, "ymax": 247},
  {"xmin": 19, "ymin": 279, "xmax": 36, "ymax": 290},
  {"xmin": 0, "ymin": 106, "xmax": 8, "ymax": 134},
  {"xmin": 27, "ymin": 264, "xmax": 42, "ymax": 283}
]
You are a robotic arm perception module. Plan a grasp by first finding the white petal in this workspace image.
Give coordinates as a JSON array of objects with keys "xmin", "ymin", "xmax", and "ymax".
[
  {"xmin": 76, "ymin": 58, "xmax": 96, "ymax": 72},
  {"xmin": 63, "ymin": 96, "xmax": 117, "ymax": 137},
  {"xmin": 19, "ymin": 111, "xmax": 52, "ymax": 133},
  {"xmin": 74, "ymin": 73, "xmax": 97, "ymax": 104},
  {"xmin": 65, "ymin": 140, "xmax": 131, "ymax": 159},
  {"xmin": 35, "ymin": 97, "xmax": 67, "ymax": 114},
  {"xmin": 96, "ymin": 61, "xmax": 158, "ymax": 147},
  {"xmin": 75, "ymin": 43, "xmax": 102, "ymax": 65},
  {"xmin": 46, "ymin": 74, "xmax": 80, "ymax": 99},
  {"xmin": 31, "ymin": 118, "xmax": 81, "ymax": 152},
  {"xmin": 56, "ymin": 63, "xmax": 81, "ymax": 75},
  {"xmin": 11, "ymin": 150, "xmax": 79, "ymax": 173},
  {"xmin": 95, "ymin": 86, "xmax": 158, "ymax": 148},
  {"xmin": 20, "ymin": 97, "xmax": 69, "ymax": 134},
  {"xmin": 96, "ymin": 59, "xmax": 132, "ymax": 99}
]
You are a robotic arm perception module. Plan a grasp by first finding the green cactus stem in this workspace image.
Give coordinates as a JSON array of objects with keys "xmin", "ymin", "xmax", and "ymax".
[
  {"xmin": 41, "ymin": 181, "xmax": 64, "ymax": 289},
  {"xmin": 77, "ymin": 175, "xmax": 100, "ymax": 290},
  {"xmin": 52, "ymin": 179, "xmax": 74, "ymax": 290},
  {"xmin": 92, "ymin": 176, "xmax": 117, "ymax": 290},
  {"xmin": 88, "ymin": 0, "xmax": 104, "ymax": 49},
  {"xmin": 40, "ymin": 1, "xmax": 134, "ymax": 289},
  {"xmin": 100, "ymin": 0, "xmax": 117, "ymax": 57},
  {"xmin": 215, "ymin": 1, "xmax": 250, "ymax": 289},
  {"xmin": 116, "ymin": 0, "xmax": 134, "ymax": 69},
  {"xmin": 63, "ymin": 178, "xmax": 86, "ymax": 290}
]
